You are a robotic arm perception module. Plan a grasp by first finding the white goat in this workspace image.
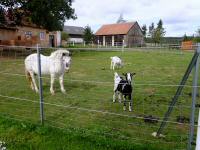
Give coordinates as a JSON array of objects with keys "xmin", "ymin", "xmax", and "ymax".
[
  {"xmin": 25, "ymin": 49, "xmax": 71, "ymax": 95},
  {"xmin": 110, "ymin": 56, "xmax": 123, "ymax": 70}
]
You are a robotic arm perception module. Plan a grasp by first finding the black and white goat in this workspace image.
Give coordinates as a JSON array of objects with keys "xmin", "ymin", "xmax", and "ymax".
[{"xmin": 113, "ymin": 72, "xmax": 135, "ymax": 111}]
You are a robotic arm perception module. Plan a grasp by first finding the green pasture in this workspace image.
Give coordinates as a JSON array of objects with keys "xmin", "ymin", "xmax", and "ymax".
[{"xmin": 0, "ymin": 49, "xmax": 198, "ymax": 149}]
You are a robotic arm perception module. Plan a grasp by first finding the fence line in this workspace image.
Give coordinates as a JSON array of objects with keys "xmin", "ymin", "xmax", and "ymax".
[
  {"xmin": 0, "ymin": 44, "xmax": 194, "ymax": 54},
  {"xmin": 0, "ymin": 96, "xmax": 188, "ymax": 133},
  {"xmin": 0, "ymin": 71, "xmax": 197, "ymax": 88},
  {"xmin": 0, "ymin": 93, "xmax": 193, "ymax": 125},
  {"xmin": 0, "ymin": 94, "xmax": 196, "ymax": 127}
]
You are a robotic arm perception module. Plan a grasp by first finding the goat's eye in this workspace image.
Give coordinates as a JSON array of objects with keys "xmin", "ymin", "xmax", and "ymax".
[{"xmin": 62, "ymin": 53, "xmax": 66, "ymax": 56}]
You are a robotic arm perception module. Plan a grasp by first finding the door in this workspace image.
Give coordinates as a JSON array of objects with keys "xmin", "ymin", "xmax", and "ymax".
[{"xmin": 49, "ymin": 35, "xmax": 55, "ymax": 47}]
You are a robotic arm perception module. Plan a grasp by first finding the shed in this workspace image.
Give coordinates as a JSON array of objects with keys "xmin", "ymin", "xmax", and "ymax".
[
  {"xmin": 95, "ymin": 22, "xmax": 144, "ymax": 47},
  {"xmin": 63, "ymin": 26, "xmax": 84, "ymax": 43}
]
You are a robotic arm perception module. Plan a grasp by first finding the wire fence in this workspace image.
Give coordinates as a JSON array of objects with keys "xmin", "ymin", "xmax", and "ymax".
[{"xmin": 0, "ymin": 44, "xmax": 200, "ymax": 149}]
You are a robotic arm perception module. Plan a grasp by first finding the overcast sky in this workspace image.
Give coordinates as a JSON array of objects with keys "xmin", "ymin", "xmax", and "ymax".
[{"xmin": 65, "ymin": 0, "xmax": 200, "ymax": 37}]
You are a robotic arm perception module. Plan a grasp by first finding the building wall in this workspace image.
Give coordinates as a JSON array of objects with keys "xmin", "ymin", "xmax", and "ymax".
[
  {"xmin": 0, "ymin": 26, "xmax": 61, "ymax": 47},
  {"xmin": 16, "ymin": 26, "xmax": 49, "ymax": 46},
  {"xmin": 0, "ymin": 29, "xmax": 17, "ymax": 41},
  {"xmin": 68, "ymin": 34, "xmax": 84, "ymax": 43},
  {"xmin": 126, "ymin": 23, "xmax": 144, "ymax": 47}
]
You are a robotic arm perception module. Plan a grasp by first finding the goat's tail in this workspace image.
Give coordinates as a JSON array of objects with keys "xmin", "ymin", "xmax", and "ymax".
[{"xmin": 25, "ymin": 68, "xmax": 32, "ymax": 88}]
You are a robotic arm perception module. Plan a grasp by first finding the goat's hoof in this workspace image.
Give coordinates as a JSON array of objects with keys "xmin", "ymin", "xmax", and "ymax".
[
  {"xmin": 129, "ymin": 107, "xmax": 132, "ymax": 112},
  {"xmin": 113, "ymin": 100, "xmax": 116, "ymax": 103},
  {"xmin": 61, "ymin": 89, "xmax": 66, "ymax": 94},
  {"xmin": 50, "ymin": 90, "xmax": 55, "ymax": 95},
  {"xmin": 123, "ymin": 107, "xmax": 126, "ymax": 111}
]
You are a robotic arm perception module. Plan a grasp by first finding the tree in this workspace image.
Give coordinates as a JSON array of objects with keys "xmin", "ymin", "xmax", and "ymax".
[
  {"xmin": 116, "ymin": 13, "xmax": 126, "ymax": 23},
  {"xmin": 141, "ymin": 24, "xmax": 147, "ymax": 37},
  {"xmin": 0, "ymin": 0, "xmax": 76, "ymax": 31},
  {"xmin": 61, "ymin": 32, "xmax": 69, "ymax": 41},
  {"xmin": 152, "ymin": 19, "xmax": 166, "ymax": 44},
  {"xmin": 183, "ymin": 33, "xmax": 189, "ymax": 41},
  {"xmin": 83, "ymin": 25, "xmax": 93, "ymax": 44},
  {"xmin": 196, "ymin": 28, "xmax": 200, "ymax": 37},
  {"xmin": 148, "ymin": 23, "xmax": 154, "ymax": 37},
  {"xmin": 0, "ymin": 6, "xmax": 6, "ymax": 25},
  {"xmin": 193, "ymin": 28, "xmax": 200, "ymax": 43}
]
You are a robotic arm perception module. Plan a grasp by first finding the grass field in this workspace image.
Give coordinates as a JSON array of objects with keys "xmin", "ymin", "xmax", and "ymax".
[{"xmin": 0, "ymin": 49, "xmax": 198, "ymax": 149}]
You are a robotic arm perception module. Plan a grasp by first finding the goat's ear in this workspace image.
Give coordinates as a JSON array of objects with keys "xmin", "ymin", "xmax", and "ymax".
[
  {"xmin": 122, "ymin": 73, "xmax": 126, "ymax": 76},
  {"xmin": 131, "ymin": 73, "xmax": 136, "ymax": 76}
]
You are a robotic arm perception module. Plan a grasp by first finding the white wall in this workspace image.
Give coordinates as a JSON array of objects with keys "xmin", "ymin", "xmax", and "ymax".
[{"xmin": 68, "ymin": 38, "xmax": 84, "ymax": 43}]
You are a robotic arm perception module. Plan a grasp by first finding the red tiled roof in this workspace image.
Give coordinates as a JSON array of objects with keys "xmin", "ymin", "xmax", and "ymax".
[{"xmin": 95, "ymin": 22, "xmax": 136, "ymax": 35}]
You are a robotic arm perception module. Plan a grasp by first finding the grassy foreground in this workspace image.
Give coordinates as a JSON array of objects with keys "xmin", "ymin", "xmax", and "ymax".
[
  {"xmin": 0, "ymin": 115, "xmax": 161, "ymax": 150},
  {"xmin": 0, "ymin": 49, "xmax": 197, "ymax": 149}
]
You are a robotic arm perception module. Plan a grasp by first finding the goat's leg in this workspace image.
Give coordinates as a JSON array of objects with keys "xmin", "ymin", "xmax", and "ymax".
[
  {"xmin": 30, "ymin": 81, "xmax": 34, "ymax": 91},
  {"xmin": 30, "ymin": 72, "xmax": 38, "ymax": 93},
  {"xmin": 123, "ymin": 95, "xmax": 126, "ymax": 111},
  {"xmin": 113, "ymin": 63, "xmax": 115, "ymax": 70},
  {"xmin": 113, "ymin": 90, "xmax": 117, "ymax": 102},
  {"xmin": 50, "ymin": 74, "xmax": 55, "ymax": 95},
  {"xmin": 118, "ymin": 92, "xmax": 122, "ymax": 103},
  {"xmin": 59, "ymin": 74, "xmax": 66, "ymax": 94},
  {"xmin": 129, "ymin": 94, "xmax": 133, "ymax": 112},
  {"xmin": 29, "ymin": 76, "xmax": 34, "ymax": 90}
]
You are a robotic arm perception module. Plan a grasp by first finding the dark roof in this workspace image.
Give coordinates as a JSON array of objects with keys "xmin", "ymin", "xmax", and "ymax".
[
  {"xmin": 0, "ymin": 25, "xmax": 17, "ymax": 30},
  {"xmin": 63, "ymin": 26, "xmax": 84, "ymax": 35},
  {"xmin": 95, "ymin": 22, "xmax": 136, "ymax": 35}
]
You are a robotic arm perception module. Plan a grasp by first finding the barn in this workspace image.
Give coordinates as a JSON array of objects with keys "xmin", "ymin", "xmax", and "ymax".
[
  {"xmin": 95, "ymin": 22, "xmax": 144, "ymax": 47},
  {"xmin": 63, "ymin": 26, "xmax": 84, "ymax": 43}
]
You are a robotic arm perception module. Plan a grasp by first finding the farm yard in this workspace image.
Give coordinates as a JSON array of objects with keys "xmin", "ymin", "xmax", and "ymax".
[{"xmin": 0, "ymin": 48, "xmax": 199, "ymax": 149}]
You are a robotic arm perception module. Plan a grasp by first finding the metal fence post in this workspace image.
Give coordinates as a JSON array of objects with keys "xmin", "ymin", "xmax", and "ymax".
[
  {"xmin": 195, "ymin": 44, "xmax": 200, "ymax": 150},
  {"xmin": 37, "ymin": 44, "xmax": 44, "ymax": 125},
  {"xmin": 196, "ymin": 109, "xmax": 200, "ymax": 150},
  {"xmin": 122, "ymin": 40, "xmax": 125, "ymax": 53},
  {"xmin": 156, "ymin": 49, "xmax": 200, "ymax": 137},
  {"xmin": 188, "ymin": 43, "xmax": 200, "ymax": 150}
]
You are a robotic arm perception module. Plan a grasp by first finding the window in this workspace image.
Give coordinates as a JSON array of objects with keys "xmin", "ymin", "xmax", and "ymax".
[
  {"xmin": 18, "ymin": 36, "xmax": 21, "ymax": 40},
  {"xmin": 25, "ymin": 31, "xmax": 32, "ymax": 39},
  {"xmin": 40, "ymin": 32, "xmax": 45, "ymax": 40}
]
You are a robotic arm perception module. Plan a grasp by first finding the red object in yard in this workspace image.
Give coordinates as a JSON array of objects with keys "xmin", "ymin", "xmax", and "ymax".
[{"xmin": 181, "ymin": 41, "xmax": 194, "ymax": 50}]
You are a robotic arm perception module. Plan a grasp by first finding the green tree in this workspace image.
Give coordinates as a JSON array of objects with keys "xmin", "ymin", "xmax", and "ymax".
[
  {"xmin": 83, "ymin": 25, "xmax": 94, "ymax": 44},
  {"xmin": 183, "ymin": 33, "xmax": 189, "ymax": 41},
  {"xmin": 0, "ymin": 6, "xmax": 6, "ymax": 25},
  {"xmin": 193, "ymin": 28, "xmax": 200, "ymax": 43},
  {"xmin": 0, "ymin": 0, "xmax": 76, "ymax": 31},
  {"xmin": 141, "ymin": 24, "xmax": 147, "ymax": 37},
  {"xmin": 152, "ymin": 19, "xmax": 166, "ymax": 44},
  {"xmin": 196, "ymin": 28, "xmax": 200, "ymax": 37},
  {"xmin": 148, "ymin": 23, "xmax": 154, "ymax": 38},
  {"xmin": 61, "ymin": 32, "xmax": 69, "ymax": 41}
]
